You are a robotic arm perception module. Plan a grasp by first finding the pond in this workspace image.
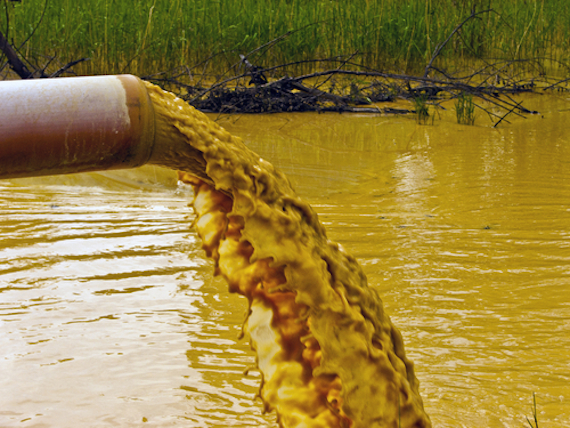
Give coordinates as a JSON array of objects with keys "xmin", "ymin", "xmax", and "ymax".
[{"xmin": 1, "ymin": 93, "xmax": 569, "ymax": 427}]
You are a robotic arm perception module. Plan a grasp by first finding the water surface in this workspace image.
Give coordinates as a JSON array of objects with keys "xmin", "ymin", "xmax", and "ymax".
[{"xmin": 1, "ymin": 94, "xmax": 569, "ymax": 427}]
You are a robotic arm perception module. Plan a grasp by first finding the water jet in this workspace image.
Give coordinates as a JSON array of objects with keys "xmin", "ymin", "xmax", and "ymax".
[{"xmin": 0, "ymin": 75, "xmax": 431, "ymax": 428}]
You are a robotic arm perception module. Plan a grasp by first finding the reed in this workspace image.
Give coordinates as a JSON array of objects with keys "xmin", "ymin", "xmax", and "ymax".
[
  {"xmin": 413, "ymin": 95, "xmax": 430, "ymax": 125},
  {"xmin": 526, "ymin": 392, "xmax": 540, "ymax": 428},
  {"xmin": 455, "ymin": 92, "xmax": 476, "ymax": 125},
  {"xmin": 1, "ymin": 0, "xmax": 569, "ymax": 78}
]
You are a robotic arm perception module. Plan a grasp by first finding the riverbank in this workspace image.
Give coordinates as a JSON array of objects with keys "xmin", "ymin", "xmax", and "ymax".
[{"xmin": 1, "ymin": 0, "xmax": 570, "ymax": 79}]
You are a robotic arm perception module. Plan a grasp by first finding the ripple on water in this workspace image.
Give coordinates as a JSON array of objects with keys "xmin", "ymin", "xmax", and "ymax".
[
  {"xmin": 0, "ymin": 173, "xmax": 274, "ymax": 427},
  {"xmin": 2, "ymin": 101, "xmax": 570, "ymax": 427}
]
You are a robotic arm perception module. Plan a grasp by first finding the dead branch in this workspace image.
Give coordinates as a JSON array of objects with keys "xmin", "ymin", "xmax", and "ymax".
[
  {"xmin": 0, "ymin": 29, "xmax": 33, "ymax": 78},
  {"xmin": 150, "ymin": 57, "xmax": 542, "ymax": 119},
  {"xmin": 423, "ymin": 8, "xmax": 493, "ymax": 78},
  {"xmin": 50, "ymin": 57, "xmax": 90, "ymax": 77},
  {"xmin": 494, "ymin": 99, "xmax": 525, "ymax": 128},
  {"xmin": 542, "ymin": 76, "xmax": 570, "ymax": 91}
]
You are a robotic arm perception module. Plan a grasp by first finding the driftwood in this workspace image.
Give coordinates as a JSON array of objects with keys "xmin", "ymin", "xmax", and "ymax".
[
  {"xmin": 190, "ymin": 76, "xmax": 382, "ymax": 114},
  {"xmin": 144, "ymin": 58, "xmax": 544, "ymax": 127},
  {"xmin": 0, "ymin": 30, "xmax": 34, "ymax": 79},
  {"xmin": 0, "ymin": 29, "xmax": 88, "ymax": 79}
]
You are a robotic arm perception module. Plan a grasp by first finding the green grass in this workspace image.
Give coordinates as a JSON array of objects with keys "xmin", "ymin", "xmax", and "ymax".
[
  {"xmin": 413, "ymin": 95, "xmax": 430, "ymax": 125},
  {"xmin": 526, "ymin": 392, "xmax": 540, "ymax": 428},
  {"xmin": 455, "ymin": 92, "xmax": 476, "ymax": 125},
  {"xmin": 1, "ymin": 0, "xmax": 570, "ymax": 78}
]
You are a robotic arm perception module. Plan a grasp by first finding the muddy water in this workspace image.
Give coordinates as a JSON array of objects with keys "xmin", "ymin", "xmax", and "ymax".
[{"xmin": 1, "ymin": 94, "xmax": 570, "ymax": 427}]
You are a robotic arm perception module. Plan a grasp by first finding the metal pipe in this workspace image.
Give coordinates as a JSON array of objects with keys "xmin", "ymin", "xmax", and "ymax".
[{"xmin": 0, "ymin": 75, "xmax": 156, "ymax": 179}]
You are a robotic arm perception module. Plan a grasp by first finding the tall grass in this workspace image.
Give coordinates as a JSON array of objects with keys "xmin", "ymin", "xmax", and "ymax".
[
  {"xmin": 455, "ymin": 93, "xmax": 476, "ymax": 125},
  {"xmin": 1, "ymin": 0, "xmax": 570, "ymax": 78},
  {"xmin": 526, "ymin": 392, "xmax": 540, "ymax": 428},
  {"xmin": 412, "ymin": 95, "xmax": 430, "ymax": 125}
]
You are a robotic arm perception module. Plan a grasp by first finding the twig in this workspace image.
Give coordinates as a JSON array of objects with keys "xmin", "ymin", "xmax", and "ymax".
[
  {"xmin": 238, "ymin": 30, "xmax": 293, "ymax": 65},
  {"xmin": 3, "ymin": 0, "xmax": 10, "ymax": 39},
  {"xmin": 493, "ymin": 99, "xmax": 524, "ymax": 128},
  {"xmin": 49, "ymin": 57, "xmax": 90, "ymax": 77},
  {"xmin": 0, "ymin": 29, "xmax": 33, "ymax": 78},
  {"xmin": 16, "ymin": 0, "xmax": 49, "ymax": 52},
  {"xmin": 474, "ymin": 101, "xmax": 507, "ymax": 123},
  {"xmin": 314, "ymin": 51, "xmax": 359, "ymax": 91},
  {"xmin": 190, "ymin": 25, "xmax": 327, "ymax": 102},
  {"xmin": 423, "ymin": 8, "xmax": 492, "ymax": 78},
  {"xmin": 543, "ymin": 76, "xmax": 570, "ymax": 91}
]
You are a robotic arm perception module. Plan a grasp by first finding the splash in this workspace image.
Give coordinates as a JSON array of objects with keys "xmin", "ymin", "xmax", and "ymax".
[{"xmin": 146, "ymin": 81, "xmax": 431, "ymax": 428}]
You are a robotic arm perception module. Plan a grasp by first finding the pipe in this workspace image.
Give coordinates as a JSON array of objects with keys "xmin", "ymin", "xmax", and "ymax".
[{"xmin": 0, "ymin": 75, "xmax": 158, "ymax": 179}]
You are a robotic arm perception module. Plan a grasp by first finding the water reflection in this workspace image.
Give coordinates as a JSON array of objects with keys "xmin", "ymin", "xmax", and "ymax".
[{"xmin": 1, "ymin": 94, "xmax": 570, "ymax": 427}]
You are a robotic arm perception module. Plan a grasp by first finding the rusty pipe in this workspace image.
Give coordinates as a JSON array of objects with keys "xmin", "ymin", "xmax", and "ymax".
[{"xmin": 0, "ymin": 74, "xmax": 206, "ymax": 180}]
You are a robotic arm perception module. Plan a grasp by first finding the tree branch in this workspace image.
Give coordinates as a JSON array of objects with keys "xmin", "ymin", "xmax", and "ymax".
[
  {"xmin": 423, "ymin": 8, "xmax": 492, "ymax": 78},
  {"xmin": 0, "ymin": 29, "xmax": 33, "ymax": 78},
  {"xmin": 49, "ymin": 57, "xmax": 90, "ymax": 77}
]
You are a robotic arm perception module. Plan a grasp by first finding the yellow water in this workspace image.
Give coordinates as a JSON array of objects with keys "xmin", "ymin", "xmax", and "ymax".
[{"xmin": 1, "ymin": 93, "xmax": 570, "ymax": 427}]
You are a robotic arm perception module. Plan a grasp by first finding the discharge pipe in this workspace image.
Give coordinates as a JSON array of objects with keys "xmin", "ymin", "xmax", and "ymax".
[{"xmin": 0, "ymin": 74, "xmax": 207, "ymax": 180}]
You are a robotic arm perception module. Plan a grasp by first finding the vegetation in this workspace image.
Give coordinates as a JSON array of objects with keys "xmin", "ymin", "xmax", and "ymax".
[
  {"xmin": 1, "ymin": 0, "xmax": 567, "ymax": 127},
  {"xmin": 455, "ymin": 92, "xmax": 476, "ymax": 125},
  {"xmin": 412, "ymin": 95, "xmax": 430, "ymax": 125},
  {"xmin": 526, "ymin": 393, "xmax": 540, "ymax": 428},
  {"xmin": 1, "ymin": 0, "xmax": 570, "ymax": 78}
]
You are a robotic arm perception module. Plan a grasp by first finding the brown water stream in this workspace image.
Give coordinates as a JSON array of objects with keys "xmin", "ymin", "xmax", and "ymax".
[{"xmin": 1, "ymin": 94, "xmax": 569, "ymax": 427}]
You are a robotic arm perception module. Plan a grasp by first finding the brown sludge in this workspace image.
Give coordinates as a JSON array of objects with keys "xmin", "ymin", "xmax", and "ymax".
[{"xmin": 146, "ymin": 81, "xmax": 432, "ymax": 428}]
